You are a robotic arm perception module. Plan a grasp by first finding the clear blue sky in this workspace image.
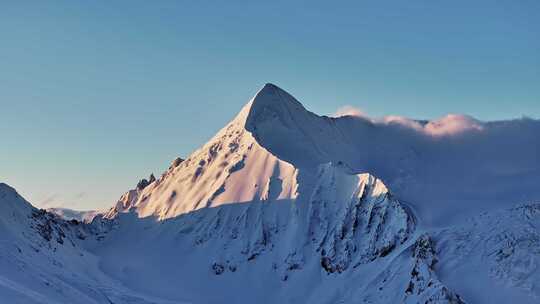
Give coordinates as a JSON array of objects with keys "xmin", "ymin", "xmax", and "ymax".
[{"xmin": 1, "ymin": 1, "xmax": 539, "ymax": 210}]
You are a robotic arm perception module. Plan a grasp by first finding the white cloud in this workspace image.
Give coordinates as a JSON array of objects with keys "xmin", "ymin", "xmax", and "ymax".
[
  {"xmin": 424, "ymin": 114, "xmax": 483, "ymax": 136},
  {"xmin": 333, "ymin": 105, "xmax": 368, "ymax": 118},
  {"xmin": 377, "ymin": 114, "xmax": 484, "ymax": 136},
  {"xmin": 334, "ymin": 105, "xmax": 485, "ymax": 137},
  {"xmin": 379, "ymin": 115, "xmax": 424, "ymax": 132}
]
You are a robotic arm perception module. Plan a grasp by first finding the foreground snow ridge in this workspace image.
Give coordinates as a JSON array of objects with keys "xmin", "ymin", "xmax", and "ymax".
[{"xmin": 1, "ymin": 83, "xmax": 540, "ymax": 303}]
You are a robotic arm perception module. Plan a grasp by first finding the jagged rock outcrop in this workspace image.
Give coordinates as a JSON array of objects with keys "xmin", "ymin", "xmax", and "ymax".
[
  {"xmin": 404, "ymin": 235, "xmax": 465, "ymax": 303},
  {"xmin": 136, "ymin": 173, "xmax": 156, "ymax": 190}
]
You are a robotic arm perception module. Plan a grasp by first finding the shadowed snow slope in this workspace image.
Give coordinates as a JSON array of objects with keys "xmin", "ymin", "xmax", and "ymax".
[{"xmin": 1, "ymin": 84, "xmax": 539, "ymax": 303}]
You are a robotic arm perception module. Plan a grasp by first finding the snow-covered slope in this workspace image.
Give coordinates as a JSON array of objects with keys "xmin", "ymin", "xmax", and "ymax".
[
  {"xmin": 435, "ymin": 203, "xmax": 540, "ymax": 303},
  {"xmin": 1, "ymin": 83, "xmax": 539, "ymax": 303}
]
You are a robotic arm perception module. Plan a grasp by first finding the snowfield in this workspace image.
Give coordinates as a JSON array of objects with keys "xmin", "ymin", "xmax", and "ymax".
[{"xmin": 1, "ymin": 83, "xmax": 539, "ymax": 303}]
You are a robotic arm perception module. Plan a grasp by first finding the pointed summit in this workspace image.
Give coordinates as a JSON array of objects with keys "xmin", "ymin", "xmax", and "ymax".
[
  {"xmin": 250, "ymin": 83, "xmax": 305, "ymax": 112},
  {"xmin": 242, "ymin": 83, "xmax": 312, "ymax": 131},
  {"xmin": 227, "ymin": 83, "xmax": 311, "ymax": 133},
  {"xmin": 231, "ymin": 83, "xmax": 330, "ymax": 167},
  {"xmin": 257, "ymin": 82, "xmax": 280, "ymax": 95},
  {"xmin": 252, "ymin": 83, "xmax": 291, "ymax": 102}
]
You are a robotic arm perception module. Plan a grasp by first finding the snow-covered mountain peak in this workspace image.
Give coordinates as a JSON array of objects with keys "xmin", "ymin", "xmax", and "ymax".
[
  {"xmin": 102, "ymin": 83, "xmax": 319, "ymax": 220},
  {"xmin": 105, "ymin": 82, "xmax": 540, "ymax": 227},
  {"xmin": 242, "ymin": 83, "xmax": 308, "ymax": 127},
  {"xmin": 224, "ymin": 83, "xmax": 311, "ymax": 135}
]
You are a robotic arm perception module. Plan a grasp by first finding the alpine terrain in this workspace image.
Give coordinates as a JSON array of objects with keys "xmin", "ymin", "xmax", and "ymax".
[{"xmin": 1, "ymin": 84, "xmax": 540, "ymax": 303}]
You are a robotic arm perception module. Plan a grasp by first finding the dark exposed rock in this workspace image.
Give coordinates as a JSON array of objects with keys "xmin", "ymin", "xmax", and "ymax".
[
  {"xmin": 29, "ymin": 209, "xmax": 95, "ymax": 250},
  {"xmin": 169, "ymin": 157, "xmax": 184, "ymax": 170},
  {"xmin": 136, "ymin": 179, "xmax": 150, "ymax": 190},
  {"xmin": 403, "ymin": 234, "xmax": 465, "ymax": 303},
  {"xmin": 212, "ymin": 263, "xmax": 225, "ymax": 275},
  {"xmin": 136, "ymin": 173, "xmax": 156, "ymax": 190}
]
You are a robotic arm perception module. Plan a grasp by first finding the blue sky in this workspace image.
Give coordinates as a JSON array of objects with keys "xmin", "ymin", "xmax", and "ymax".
[{"xmin": 1, "ymin": 1, "xmax": 539, "ymax": 210}]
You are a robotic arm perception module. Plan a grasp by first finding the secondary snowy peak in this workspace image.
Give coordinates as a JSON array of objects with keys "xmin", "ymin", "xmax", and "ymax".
[
  {"xmin": 0, "ymin": 183, "xmax": 94, "ymax": 256},
  {"xmin": 0, "ymin": 183, "xmax": 35, "ymax": 242},
  {"xmin": 0, "ymin": 184, "xmax": 151, "ymax": 303},
  {"xmin": 0, "ymin": 182, "xmax": 34, "ymax": 219},
  {"xmin": 0, "ymin": 182, "xmax": 23, "ymax": 199}
]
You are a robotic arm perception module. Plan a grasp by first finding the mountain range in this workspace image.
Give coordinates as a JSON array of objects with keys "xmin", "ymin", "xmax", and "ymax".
[{"xmin": 1, "ymin": 84, "xmax": 539, "ymax": 303}]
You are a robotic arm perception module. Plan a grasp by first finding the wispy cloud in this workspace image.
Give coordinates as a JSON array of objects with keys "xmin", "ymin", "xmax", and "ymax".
[
  {"xmin": 333, "ymin": 105, "xmax": 368, "ymax": 118},
  {"xmin": 40, "ymin": 194, "xmax": 60, "ymax": 208},
  {"xmin": 378, "ymin": 114, "xmax": 484, "ymax": 136},
  {"xmin": 334, "ymin": 105, "xmax": 484, "ymax": 137}
]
